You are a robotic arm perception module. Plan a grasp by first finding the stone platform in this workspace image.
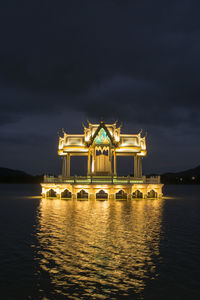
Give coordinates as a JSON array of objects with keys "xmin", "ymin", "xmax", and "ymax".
[{"xmin": 41, "ymin": 175, "xmax": 163, "ymax": 200}]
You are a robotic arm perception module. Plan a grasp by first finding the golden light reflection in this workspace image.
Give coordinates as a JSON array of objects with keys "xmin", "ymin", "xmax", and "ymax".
[{"xmin": 34, "ymin": 198, "xmax": 163, "ymax": 298}]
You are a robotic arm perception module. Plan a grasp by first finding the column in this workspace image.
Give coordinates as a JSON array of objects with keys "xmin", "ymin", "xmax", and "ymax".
[
  {"xmin": 72, "ymin": 186, "xmax": 76, "ymax": 200},
  {"xmin": 137, "ymin": 157, "xmax": 140, "ymax": 178},
  {"xmin": 67, "ymin": 154, "xmax": 70, "ymax": 177},
  {"xmin": 114, "ymin": 151, "xmax": 117, "ymax": 175},
  {"xmin": 91, "ymin": 149, "xmax": 95, "ymax": 174},
  {"xmin": 109, "ymin": 149, "xmax": 112, "ymax": 174},
  {"xmin": 134, "ymin": 154, "xmax": 138, "ymax": 178},
  {"xmin": 94, "ymin": 148, "xmax": 96, "ymax": 173},
  {"xmin": 138, "ymin": 157, "xmax": 142, "ymax": 178},
  {"xmin": 87, "ymin": 151, "xmax": 91, "ymax": 175},
  {"xmin": 62, "ymin": 156, "xmax": 65, "ymax": 178},
  {"xmin": 140, "ymin": 157, "xmax": 143, "ymax": 177},
  {"xmin": 64, "ymin": 156, "xmax": 67, "ymax": 176}
]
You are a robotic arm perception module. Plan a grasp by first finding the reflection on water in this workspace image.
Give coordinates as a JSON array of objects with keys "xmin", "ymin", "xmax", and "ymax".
[{"xmin": 34, "ymin": 199, "xmax": 163, "ymax": 299}]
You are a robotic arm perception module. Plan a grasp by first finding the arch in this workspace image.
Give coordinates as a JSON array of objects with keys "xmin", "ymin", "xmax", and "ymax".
[
  {"xmin": 132, "ymin": 190, "xmax": 143, "ymax": 199},
  {"xmin": 147, "ymin": 189, "xmax": 158, "ymax": 198},
  {"xmin": 96, "ymin": 149, "xmax": 102, "ymax": 156},
  {"xmin": 77, "ymin": 189, "xmax": 88, "ymax": 199},
  {"xmin": 46, "ymin": 189, "xmax": 57, "ymax": 198},
  {"xmin": 103, "ymin": 149, "xmax": 108, "ymax": 156},
  {"xmin": 61, "ymin": 189, "xmax": 72, "ymax": 199},
  {"xmin": 116, "ymin": 189, "xmax": 127, "ymax": 200},
  {"xmin": 96, "ymin": 189, "xmax": 108, "ymax": 200}
]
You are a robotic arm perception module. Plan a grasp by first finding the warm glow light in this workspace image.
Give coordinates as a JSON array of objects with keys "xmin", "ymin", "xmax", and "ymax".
[
  {"xmin": 42, "ymin": 120, "xmax": 163, "ymax": 199},
  {"xmin": 85, "ymin": 135, "xmax": 90, "ymax": 141},
  {"xmin": 92, "ymin": 160, "xmax": 94, "ymax": 172},
  {"xmin": 116, "ymin": 148, "xmax": 138, "ymax": 152},
  {"xmin": 60, "ymin": 148, "xmax": 88, "ymax": 152},
  {"xmin": 58, "ymin": 141, "xmax": 63, "ymax": 149},
  {"xmin": 115, "ymin": 135, "xmax": 120, "ymax": 142},
  {"xmin": 120, "ymin": 143, "xmax": 138, "ymax": 147}
]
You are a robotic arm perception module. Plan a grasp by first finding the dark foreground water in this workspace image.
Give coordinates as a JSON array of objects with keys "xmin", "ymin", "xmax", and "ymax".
[{"xmin": 0, "ymin": 185, "xmax": 200, "ymax": 299}]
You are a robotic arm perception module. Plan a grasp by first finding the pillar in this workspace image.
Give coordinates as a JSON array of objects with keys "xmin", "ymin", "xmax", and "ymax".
[
  {"xmin": 91, "ymin": 149, "xmax": 95, "ymax": 174},
  {"xmin": 62, "ymin": 156, "xmax": 65, "ymax": 178},
  {"xmin": 67, "ymin": 154, "xmax": 70, "ymax": 177},
  {"xmin": 64, "ymin": 156, "xmax": 67, "ymax": 176},
  {"xmin": 137, "ymin": 156, "xmax": 140, "ymax": 178},
  {"xmin": 87, "ymin": 151, "xmax": 91, "ymax": 175},
  {"xmin": 94, "ymin": 148, "xmax": 96, "ymax": 173},
  {"xmin": 109, "ymin": 149, "xmax": 112, "ymax": 174},
  {"xmin": 114, "ymin": 151, "xmax": 117, "ymax": 175},
  {"xmin": 72, "ymin": 186, "xmax": 76, "ymax": 200},
  {"xmin": 138, "ymin": 157, "xmax": 142, "ymax": 178},
  {"xmin": 134, "ymin": 154, "xmax": 138, "ymax": 178}
]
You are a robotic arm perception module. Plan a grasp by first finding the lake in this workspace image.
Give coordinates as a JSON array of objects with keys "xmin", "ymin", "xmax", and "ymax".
[{"xmin": 0, "ymin": 184, "xmax": 200, "ymax": 299}]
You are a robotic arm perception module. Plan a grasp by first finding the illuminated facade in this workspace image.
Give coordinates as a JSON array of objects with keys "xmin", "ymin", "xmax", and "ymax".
[{"xmin": 41, "ymin": 121, "xmax": 163, "ymax": 199}]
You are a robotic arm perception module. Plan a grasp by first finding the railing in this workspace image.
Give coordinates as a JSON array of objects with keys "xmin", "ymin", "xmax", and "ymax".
[
  {"xmin": 43, "ymin": 175, "xmax": 161, "ymax": 184},
  {"xmin": 144, "ymin": 176, "xmax": 161, "ymax": 184}
]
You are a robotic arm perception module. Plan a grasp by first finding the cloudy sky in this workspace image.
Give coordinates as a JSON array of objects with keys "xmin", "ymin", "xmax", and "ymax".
[{"xmin": 1, "ymin": 0, "xmax": 200, "ymax": 175}]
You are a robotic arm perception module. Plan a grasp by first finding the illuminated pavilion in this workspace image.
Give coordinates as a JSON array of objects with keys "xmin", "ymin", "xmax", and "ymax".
[{"xmin": 41, "ymin": 120, "xmax": 163, "ymax": 199}]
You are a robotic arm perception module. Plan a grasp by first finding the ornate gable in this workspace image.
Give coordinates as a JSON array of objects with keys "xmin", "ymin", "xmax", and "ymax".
[
  {"xmin": 94, "ymin": 128, "xmax": 110, "ymax": 145},
  {"xmin": 85, "ymin": 121, "xmax": 118, "ymax": 147}
]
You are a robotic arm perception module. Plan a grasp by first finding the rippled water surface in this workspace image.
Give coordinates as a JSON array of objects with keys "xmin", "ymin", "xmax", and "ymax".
[{"xmin": 0, "ymin": 184, "xmax": 200, "ymax": 299}]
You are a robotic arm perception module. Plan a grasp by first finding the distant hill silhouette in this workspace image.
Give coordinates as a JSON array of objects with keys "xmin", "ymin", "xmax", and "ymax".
[
  {"xmin": 0, "ymin": 165, "xmax": 200, "ymax": 184},
  {"xmin": 0, "ymin": 167, "xmax": 43, "ymax": 183},
  {"xmin": 0, "ymin": 167, "xmax": 28, "ymax": 177},
  {"xmin": 161, "ymin": 165, "xmax": 200, "ymax": 184}
]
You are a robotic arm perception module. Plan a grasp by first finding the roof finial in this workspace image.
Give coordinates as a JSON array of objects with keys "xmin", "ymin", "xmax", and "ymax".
[{"xmin": 139, "ymin": 129, "xmax": 143, "ymax": 135}]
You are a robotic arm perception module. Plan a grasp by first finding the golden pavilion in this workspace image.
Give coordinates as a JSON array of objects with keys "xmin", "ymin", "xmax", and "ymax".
[{"xmin": 41, "ymin": 120, "xmax": 163, "ymax": 199}]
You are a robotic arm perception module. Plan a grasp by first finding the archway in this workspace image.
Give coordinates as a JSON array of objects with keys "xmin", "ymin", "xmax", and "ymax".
[
  {"xmin": 77, "ymin": 189, "xmax": 88, "ymax": 199},
  {"xmin": 96, "ymin": 190, "xmax": 108, "ymax": 200},
  {"xmin": 61, "ymin": 189, "xmax": 72, "ymax": 199},
  {"xmin": 132, "ymin": 190, "xmax": 143, "ymax": 198},
  {"xmin": 116, "ymin": 190, "xmax": 127, "ymax": 200},
  {"xmin": 147, "ymin": 190, "xmax": 158, "ymax": 198},
  {"xmin": 46, "ymin": 189, "xmax": 57, "ymax": 198}
]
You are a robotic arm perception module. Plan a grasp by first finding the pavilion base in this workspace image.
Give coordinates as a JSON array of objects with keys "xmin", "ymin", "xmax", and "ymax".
[{"xmin": 41, "ymin": 182, "xmax": 163, "ymax": 200}]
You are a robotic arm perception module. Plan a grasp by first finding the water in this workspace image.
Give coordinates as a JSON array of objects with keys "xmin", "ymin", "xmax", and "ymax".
[{"xmin": 0, "ymin": 184, "xmax": 200, "ymax": 299}]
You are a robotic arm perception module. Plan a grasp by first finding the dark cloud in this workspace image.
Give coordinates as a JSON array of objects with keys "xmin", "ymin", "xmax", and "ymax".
[{"xmin": 0, "ymin": 0, "xmax": 200, "ymax": 173}]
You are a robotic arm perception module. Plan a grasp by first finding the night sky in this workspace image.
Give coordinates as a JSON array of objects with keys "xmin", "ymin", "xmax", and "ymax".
[{"xmin": 1, "ymin": 1, "xmax": 200, "ymax": 175}]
